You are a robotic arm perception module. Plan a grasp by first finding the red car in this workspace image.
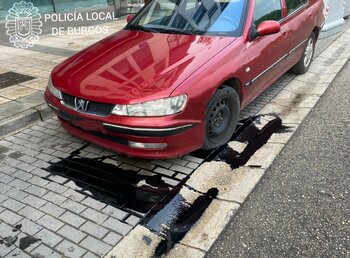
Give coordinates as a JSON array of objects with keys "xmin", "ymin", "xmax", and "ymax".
[{"xmin": 45, "ymin": 0, "xmax": 324, "ymax": 159}]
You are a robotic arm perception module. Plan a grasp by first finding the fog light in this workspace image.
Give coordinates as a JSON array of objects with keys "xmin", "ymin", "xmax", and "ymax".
[{"xmin": 129, "ymin": 141, "xmax": 168, "ymax": 149}]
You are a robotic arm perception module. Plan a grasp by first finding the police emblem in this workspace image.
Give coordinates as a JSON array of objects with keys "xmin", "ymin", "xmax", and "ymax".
[{"xmin": 5, "ymin": 1, "xmax": 42, "ymax": 49}]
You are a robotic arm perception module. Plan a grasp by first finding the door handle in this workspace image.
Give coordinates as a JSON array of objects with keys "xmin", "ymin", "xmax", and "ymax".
[{"xmin": 308, "ymin": 12, "xmax": 313, "ymax": 19}]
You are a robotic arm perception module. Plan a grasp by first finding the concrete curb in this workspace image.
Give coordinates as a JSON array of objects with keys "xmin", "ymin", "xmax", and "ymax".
[{"xmin": 0, "ymin": 104, "xmax": 54, "ymax": 138}]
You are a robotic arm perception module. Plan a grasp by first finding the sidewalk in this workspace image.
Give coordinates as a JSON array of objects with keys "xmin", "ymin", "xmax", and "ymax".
[
  {"xmin": 0, "ymin": 19, "xmax": 348, "ymax": 138},
  {"xmin": 0, "ymin": 18, "xmax": 127, "ymax": 137}
]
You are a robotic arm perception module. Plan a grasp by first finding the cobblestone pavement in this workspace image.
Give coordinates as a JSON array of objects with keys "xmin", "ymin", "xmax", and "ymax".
[
  {"xmin": 0, "ymin": 20, "xmax": 349, "ymax": 258},
  {"xmin": 0, "ymin": 117, "xmax": 205, "ymax": 257}
]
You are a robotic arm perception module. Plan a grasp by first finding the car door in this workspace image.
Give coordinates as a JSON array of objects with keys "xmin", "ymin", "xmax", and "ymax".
[
  {"xmin": 243, "ymin": 0, "xmax": 290, "ymax": 105},
  {"xmin": 284, "ymin": 0, "xmax": 314, "ymax": 65}
]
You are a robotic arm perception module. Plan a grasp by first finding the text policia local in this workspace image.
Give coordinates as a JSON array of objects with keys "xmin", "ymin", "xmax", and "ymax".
[{"xmin": 44, "ymin": 11, "xmax": 118, "ymax": 35}]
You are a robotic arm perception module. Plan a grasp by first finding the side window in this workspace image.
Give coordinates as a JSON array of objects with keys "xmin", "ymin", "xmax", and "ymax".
[
  {"xmin": 286, "ymin": 0, "xmax": 308, "ymax": 15},
  {"xmin": 253, "ymin": 0, "xmax": 282, "ymax": 26}
]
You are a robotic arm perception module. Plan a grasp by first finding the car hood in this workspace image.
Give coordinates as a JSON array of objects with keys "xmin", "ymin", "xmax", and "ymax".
[{"xmin": 52, "ymin": 29, "xmax": 236, "ymax": 104}]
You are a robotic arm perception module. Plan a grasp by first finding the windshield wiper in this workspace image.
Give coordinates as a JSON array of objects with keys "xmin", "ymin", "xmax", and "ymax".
[
  {"xmin": 157, "ymin": 28, "xmax": 204, "ymax": 35},
  {"xmin": 126, "ymin": 24, "xmax": 160, "ymax": 33}
]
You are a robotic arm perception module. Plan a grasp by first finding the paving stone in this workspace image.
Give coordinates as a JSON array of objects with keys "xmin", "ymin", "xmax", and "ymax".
[
  {"xmin": 134, "ymin": 160, "xmax": 156, "ymax": 170},
  {"xmin": 1, "ymin": 198, "xmax": 25, "ymax": 212},
  {"xmin": 186, "ymin": 162, "xmax": 200, "ymax": 169},
  {"xmin": 56, "ymin": 240, "xmax": 87, "ymax": 258},
  {"xmin": 80, "ymin": 236, "xmax": 112, "ymax": 257},
  {"xmin": 25, "ymin": 185, "xmax": 48, "ymax": 197},
  {"xmin": 102, "ymin": 206, "xmax": 128, "ymax": 220},
  {"xmin": 103, "ymin": 231, "xmax": 123, "ymax": 246},
  {"xmin": 22, "ymin": 194, "xmax": 47, "ymax": 208},
  {"xmin": 163, "ymin": 177, "xmax": 180, "ymax": 186},
  {"xmin": 45, "ymin": 181, "xmax": 68, "ymax": 194},
  {"xmin": 7, "ymin": 248, "xmax": 31, "ymax": 258},
  {"xmin": 81, "ymin": 208, "xmax": 108, "ymax": 223},
  {"xmin": 81, "ymin": 197, "xmax": 107, "ymax": 211},
  {"xmin": 19, "ymin": 218, "xmax": 43, "ymax": 235},
  {"xmin": 167, "ymin": 158, "xmax": 188, "ymax": 166},
  {"xmin": 102, "ymin": 217, "xmax": 132, "ymax": 236},
  {"xmin": 61, "ymin": 199, "xmax": 87, "ymax": 214},
  {"xmin": 170, "ymin": 164, "xmax": 193, "ymax": 175},
  {"xmin": 36, "ymin": 153, "xmax": 55, "ymax": 162},
  {"xmin": 18, "ymin": 205, "xmax": 45, "ymax": 221},
  {"xmin": 12, "ymin": 170, "xmax": 33, "ymax": 181},
  {"xmin": 8, "ymin": 178, "xmax": 30, "ymax": 190},
  {"xmin": 183, "ymin": 155, "xmax": 204, "ymax": 164},
  {"xmin": 31, "ymin": 244, "xmax": 62, "ymax": 258},
  {"xmin": 32, "ymin": 160, "xmax": 51, "ymax": 169},
  {"xmin": 21, "ymin": 149, "xmax": 41, "ymax": 159},
  {"xmin": 0, "ymin": 172, "xmax": 14, "ymax": 184},
  {"xmin": 80, "ymin": 221, "xmax": 109, "ymax": 239},
  {"xmin": 26, "ymin": 176, "xmax": 49, "ymax": 188},
  {"xmin": 154, "ymin": 167, "xmax": 175, "ymax": 177},
  {"xmin": 0, "ymin": 165, "xmax": 16, "ymax": 175},
  {"xmin": 118, "ymin": 163, "xmax": 140, "ymax": 171},
  {"xmin": 3, "ymin": 157, "xmax": 21, "ymax": 167},
  {"xmin": 34, "ymin": 228, "xmax": 63, "ymax": 248},
  {"xmin": 62, "ymin": 189, "xmax": 86, "ymax": 202},
  {"xmin": 0, "ymin": 221, "xmax": 18, "ymax": 236},
  {"xmin": 0, "ymin": 193, "xmax": 7, "ymax": 203},
  {"xmin": 48, "ymin": 175, "xmax": 69, "ymax": 184},
  {"xmin": 82, "ymin": 252, "xmax": 99, "ymax": 258},
  {"xmin": 40, "ymin": 202, "xmax": 65, "ymax": 218},
  {"xmin": 0, "ymin": 209, "xmax": 23, "ymax": 225},
  {"xmin": 125, "ymin": 215, "xmax": 141, "ymax": 226},
  {"xmin": 0, "ymin": 182, "xmax": 12, "ymax": 194},
  {"xmin": 16, "ymin": 163, "xmax": 35, "ymax": 173},
  {"xmin": 31, "ymin": 168, "xmax": 50, "ymax": 177},
  {"xmin": 42, "ymin": 191, "xmax": 67, "ymax": 205},
  {"xmin": 0, "ymin": 242, "xmax": 15, "ymax": 257},
  {"xmin": 151, "ymin": 159, "xmax": 173, "ymax": 169},
  {"xmin": 60, "ymin": 211, "xmax": 86, "ymax": 228},
  {"xmin": 175, "ymin": 173, "xmax": 188, "ymax": 180},
  {"xmin": 37, "ymin": 215, "xmax": 64, "ymax": 231},
  {"xmin": 57, "ymin": 224, "xmax": 87, "ymax": 243}
]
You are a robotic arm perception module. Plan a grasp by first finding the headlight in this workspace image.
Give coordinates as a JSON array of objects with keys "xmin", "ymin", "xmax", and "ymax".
[
  {"xmin": 47, "ymin": 77, "xmax": 62, "ymax": 100},
  {"xmin": 112, "ymin": 94, "xmax": 188, "ymax": 117}
]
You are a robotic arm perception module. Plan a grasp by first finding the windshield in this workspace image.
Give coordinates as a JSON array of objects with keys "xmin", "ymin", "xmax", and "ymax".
[{"xmin": 127, "ymin": 0, "xmax": 247, "ymax": 36}]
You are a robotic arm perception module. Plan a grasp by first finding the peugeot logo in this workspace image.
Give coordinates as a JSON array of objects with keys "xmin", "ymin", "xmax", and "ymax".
[{"xmin": 74, "ymin": 98, "xmax": 89, "ymax": 112}]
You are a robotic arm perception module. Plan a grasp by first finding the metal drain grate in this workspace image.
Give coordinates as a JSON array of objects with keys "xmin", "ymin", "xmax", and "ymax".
[{"xmin": 0, "ymin": 72, "xmax": 36, "ymax": 90}]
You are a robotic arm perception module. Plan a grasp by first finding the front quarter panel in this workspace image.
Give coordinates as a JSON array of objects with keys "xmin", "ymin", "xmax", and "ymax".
[{"xmin": 171, "ymin": 37, "xmax": 249, "ymax": 125}]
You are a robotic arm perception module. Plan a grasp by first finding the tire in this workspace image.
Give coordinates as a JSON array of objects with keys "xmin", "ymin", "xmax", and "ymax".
[
  {"xmin": 203, "ymin": 86, "xmax": 240, "ymax": 150},
  {"xmin": 291, "ymin": 32, "xmax": 316, "ymax": 75}
]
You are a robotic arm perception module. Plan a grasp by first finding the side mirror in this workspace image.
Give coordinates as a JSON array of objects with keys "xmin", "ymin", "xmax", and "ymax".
[
  {"xmin": 256, "ymin": 20, "xmax": 281, "ymax": 37},
  {"xmin": 127, "ymin": 15, "xmax": 134, "ymax": 23}
]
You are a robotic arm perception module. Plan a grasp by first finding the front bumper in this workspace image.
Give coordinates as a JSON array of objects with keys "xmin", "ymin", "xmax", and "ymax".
[{"xmin": 45, "ymin": 90, "xmax": 203, "ymax": 159}]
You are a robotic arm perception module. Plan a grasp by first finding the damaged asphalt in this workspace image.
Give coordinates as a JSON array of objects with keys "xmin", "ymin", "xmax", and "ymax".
[{"xmin": 206, "ymin": 61, "xmax": 350, "ymax": 257}]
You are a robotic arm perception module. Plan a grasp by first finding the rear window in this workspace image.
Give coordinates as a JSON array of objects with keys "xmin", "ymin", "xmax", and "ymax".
[{"xmin": 286, "ymin": 0, "xmax": 308, "ymax": 15}]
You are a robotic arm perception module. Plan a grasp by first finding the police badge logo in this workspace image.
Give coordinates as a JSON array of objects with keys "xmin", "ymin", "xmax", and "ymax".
[{"xmin": 5, "ymin": 1, "xmax": 42, "ymax": 49}]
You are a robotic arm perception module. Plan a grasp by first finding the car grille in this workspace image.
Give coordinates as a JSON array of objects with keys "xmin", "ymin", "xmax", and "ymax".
[{"xmin": 61, "ymin": 92, "xmax": 115, "ymax": 116}]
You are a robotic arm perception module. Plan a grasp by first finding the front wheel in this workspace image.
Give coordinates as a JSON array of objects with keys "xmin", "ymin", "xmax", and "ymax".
[
  {"xmin": 203, "ymin": 86, "xmax": 240, "ymax": 150},
  {"xmin": 291, "ymin": 32, "xmax": 316, "ymax": 74}
]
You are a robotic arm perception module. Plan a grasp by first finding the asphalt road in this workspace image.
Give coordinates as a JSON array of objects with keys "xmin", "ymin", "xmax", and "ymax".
[{"xmin": 206, "ymin": 61, "xmax": 350, "ymax": 258}]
